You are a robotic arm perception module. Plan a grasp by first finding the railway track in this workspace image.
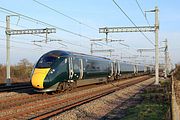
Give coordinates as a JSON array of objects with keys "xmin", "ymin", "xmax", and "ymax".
[
  {"xmin": 0, "ymin": 75, "xmax": 148, "ymax": 110},
  {"xmin": 33, "ymin": 76, "xmax": 151, "ymax": 120},
  {"xmin": 0, "ymin": 82, "xmax": 32, "ymax": 92},
  {"xmin": 0, "ymin": 82, "xmax": 103, "ymax": 110},
  {"xmin": 0, "ymin": 75, "xmax": 152, "ymax": 119},
  {"xmin": 0, "ymin": 76, "xmax": 146, "ymax": 108}
]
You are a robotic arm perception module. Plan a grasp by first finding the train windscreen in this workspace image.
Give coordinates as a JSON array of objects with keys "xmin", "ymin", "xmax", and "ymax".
[{"xmin": 35, "ymin": 54, "xmax": 60, "ymax": 68}]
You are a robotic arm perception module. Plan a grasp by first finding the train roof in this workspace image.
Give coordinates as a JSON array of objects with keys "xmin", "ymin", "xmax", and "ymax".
[
  {"xmin": 43, "ymin": 50, "xmax": 155, "ymax": 68},
  {"xmin": 44, "ymin": 50, "xmax": 111, "ymax": 61}
]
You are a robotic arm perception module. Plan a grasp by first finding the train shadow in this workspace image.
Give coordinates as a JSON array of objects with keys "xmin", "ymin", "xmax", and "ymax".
[{"xmin": 0, "ymin": 82, "xmax": 39, "ymax": 95}]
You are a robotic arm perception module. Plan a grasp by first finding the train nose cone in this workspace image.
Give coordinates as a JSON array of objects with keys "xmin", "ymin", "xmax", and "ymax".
[{"xmin": 31, "ymin": 68, "xmax": 50, "ymax": 89}]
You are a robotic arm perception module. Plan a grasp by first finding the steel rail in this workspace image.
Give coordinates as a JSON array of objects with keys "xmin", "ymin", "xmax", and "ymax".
[
  {"xmin": 32, "ymin": 76, "xmax": 152, "ymax": 119},
  {"xmin": 0, "ymin": 76, "xmax": 152, "ymax": 119}
]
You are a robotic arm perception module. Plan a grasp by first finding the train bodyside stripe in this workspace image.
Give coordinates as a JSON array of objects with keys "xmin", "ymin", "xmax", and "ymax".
[{"xmin": 31, "ymin": 68, "xmax": 50, "ymax": 89}]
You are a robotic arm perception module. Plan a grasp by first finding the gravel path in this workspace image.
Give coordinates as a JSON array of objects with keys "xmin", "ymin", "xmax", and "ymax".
[
  {"xmin": 50, "ymin": 77, "xmax": 154, "ymax": 120},
  {"xmin": 0, "ymin": 92, "xmax": 29, "ymax": 101}
]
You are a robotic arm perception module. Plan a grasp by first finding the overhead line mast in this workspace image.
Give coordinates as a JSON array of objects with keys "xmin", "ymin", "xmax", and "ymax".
[
  {"xmin": 100, "ymin": 5, "xmax": 159, "ymax": 85},
  {"xmin": 90, "ymin": 38, "xmax": 128, "ymax": 57},
  {"xmin": 154, "ymin": 6, "xmax": 159, "ymax": 85},
  {"xmin": 164, "ymin": 39, "xmax": 168, "ymax": 78},
  {"xmin": 5, "ymin": 15, "xmax": 56, "ymax": 86}
]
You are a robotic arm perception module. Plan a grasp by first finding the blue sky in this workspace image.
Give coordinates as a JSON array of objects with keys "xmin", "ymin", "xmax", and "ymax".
[{"xmin": 0, "ymin": 0, "xmax": 180, "ymax": 65}]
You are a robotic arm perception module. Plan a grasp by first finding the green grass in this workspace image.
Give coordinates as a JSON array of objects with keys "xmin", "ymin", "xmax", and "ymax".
[
  {"xmin": 120, "ymin": 82, "xmax": 170, "ymax": 120},
  {"xmin": 121, "ymin": 102, "xmax": 168, "ymax": 120}
]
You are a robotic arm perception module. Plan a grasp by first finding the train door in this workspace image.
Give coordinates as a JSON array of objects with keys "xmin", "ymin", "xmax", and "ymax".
[
  {"xmin": 134, "ymin": 65, "xmax": 137, "ymax": 74},
  {"xmin": 144, "ymin": 66, "xmax": 147, "ymax": 73},
  {"xmin": 72, "ymin": 58, "xmax": 83, "ymax": 80},
  {"xmin": 79, "ymin": 59, "xmax": 83, "ymax": 79},
  {"xmin": 68, "ymin": 57, "xmax": 74, "ymax": 79},
  {"xmin": 117, "ymin": 62, "xmax": 121, "ymax": 76},
  {"xmin": 136, "ymin": 65, "xmax": 138, "ymax": 74},
  {"xmin": 113, "ymin": 62, "xmax": 117, "ymax": 77},
  {"xmin": 110, "ymin": 62, "xmax": 113, "ymax": 76}
]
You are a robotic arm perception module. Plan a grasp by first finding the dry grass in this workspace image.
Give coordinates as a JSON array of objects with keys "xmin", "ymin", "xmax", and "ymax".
[
  {"xmin": 174, "ymin": 65, "xmax": 180, "ymax": 80},
  {"xmin": 0, "ymin": 59, "xmax": 33, "ymax": 84}
]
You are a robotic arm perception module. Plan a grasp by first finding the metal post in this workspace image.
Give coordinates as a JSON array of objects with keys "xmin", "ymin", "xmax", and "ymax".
[
  {"xmin": 5, "ymin": 16, "xmax": 11, "ymax": 86},
  {"xmin": 45, "ymin": 28, "xmax": 48, "ymax": 43},
  {"xmin": 154, "ymin": 6, "xmax": 159, "ymax": 85},
  {"xmin": 164, "ymin": 39, "xmax": 168, "ymax": 78},
  {"xmin": 90, "ymin": 43, "xmax": 93, "ymax": 55},
  {"xmin": 105, "ymin": 32, "xmax": 108, "ymax": 43}
]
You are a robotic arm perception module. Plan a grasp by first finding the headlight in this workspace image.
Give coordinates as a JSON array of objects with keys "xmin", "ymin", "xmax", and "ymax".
[{"xmin": 50, "ymin": 69, "xmax": 55, "ymax": 74}]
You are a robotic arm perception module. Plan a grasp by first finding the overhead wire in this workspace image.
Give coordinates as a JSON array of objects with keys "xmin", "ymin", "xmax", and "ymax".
[
  {"xmin": 32, "ymin": 0, "xmax": 97, "ymax": 31},
  {"xmin": 0, "ymin": 25, "xmax": 6, "ymax": 29},
  {"xmin": 92, "ymin": 40, "xmax": 141, "ymax": 60},
  {"xmin": 0, "ymin": 37, "xmax": 67, "ymax": 51},
  {"xmin": 112, "ymin": 0, "xmax": 155, "ymax": 46},
  {"xmin": 0, "ymin": 38, "xmax": 44, "ymax": 52},
  {"xmin": 0, "ymin": 6, "xmax": 123, "ymax": 53},
  {"xmin": 0, "ymin": 21, "xmax": 91, "ymax": 50},
  {"xmin": 0, "ymin": 20, "xmax": 114, "ymax": 53},
  {"xmin": 0, "ymin": 8, "xmax": 113, "ymax": 51},
  {"xmin": 0, "ymin": 7, "xmax": 105, "ymax": 52},
  {"xmin": 0, "ymin": 38, "xmax": 38, "ymax": 46},
  {"xmin": 0, "ymin": 4, "xmax": 149, "ymax": 60},
  {"xmin": 0, "ymin": 32, "xmax": 90, "ymax": 55},
  {"xmin": 0, "ymin": 6, "xmax": 92, "ymax": 40},
  {"xmin": 107, "ymin": 35, "xmax": 142, "ymax": 55},
  {"xmin": 106, "ymin": 35, "xmax": 144, "ymax": 57},
  {"xmin": 0, "ymin": 20, "xmax": 67, "ymax": 44},
  {"xmin": 89, "ymin": 36, "xmax": 143, "ymax": 59},
  {"xmin": 135, "ymin": 0, "xmax": 151, "ymax": 26}
]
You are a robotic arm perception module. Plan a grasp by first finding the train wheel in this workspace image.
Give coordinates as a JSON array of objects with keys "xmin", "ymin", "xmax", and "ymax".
[
  {"xmin": 57, "ymin": 82, "xmax": 66, "ymax": 92},
  {"xmin": 66, "ymin": 82, "xmax": 74, "ymax": 91},
  {"xmin": 42, "ymin": 92, "xmax": 47, "ymax": 95}
]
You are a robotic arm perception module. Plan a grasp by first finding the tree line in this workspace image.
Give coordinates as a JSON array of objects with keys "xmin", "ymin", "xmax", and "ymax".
[{"xmin": 0, "ymin": 59, "xmax": 33, "ymax": 83}]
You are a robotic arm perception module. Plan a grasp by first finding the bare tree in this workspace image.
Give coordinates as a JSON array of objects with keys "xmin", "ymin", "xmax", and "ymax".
[{"xmin": 18, "ymin": 58, "xmax": 33, "ymax": 67}]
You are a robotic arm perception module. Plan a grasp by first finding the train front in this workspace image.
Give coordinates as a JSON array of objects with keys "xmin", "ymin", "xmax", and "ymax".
[{"xmin": 31, "ymin": 51, "xmax": 61, "ymax": 92}]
